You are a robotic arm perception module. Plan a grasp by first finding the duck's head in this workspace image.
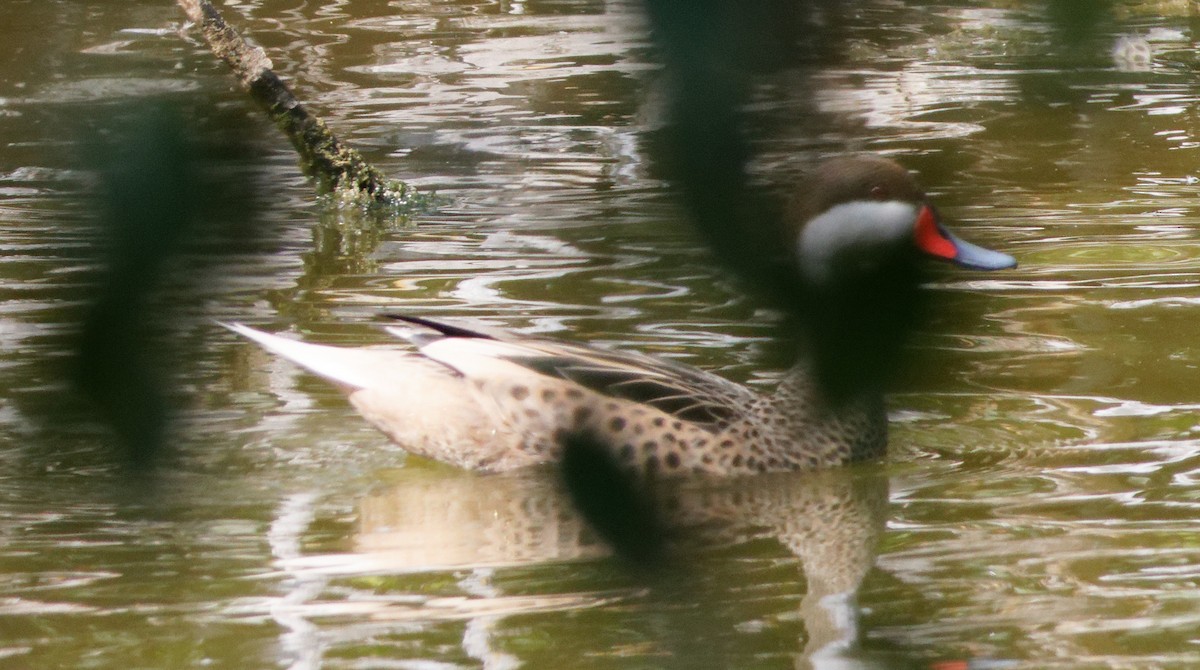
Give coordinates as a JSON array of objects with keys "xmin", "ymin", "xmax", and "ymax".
[
  {"xmin": 792, "ymin": 155, "xmax": 1016, "ymax": 286},
  {"xmin": 787, "ymin": 155, "xmax": 1016, "ymax": 400}
]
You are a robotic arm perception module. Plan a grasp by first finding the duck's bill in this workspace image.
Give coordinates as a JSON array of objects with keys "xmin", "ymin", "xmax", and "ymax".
[{"xmin": 914, "ymin": 205, "xmax": 1017, "ymax": 271}]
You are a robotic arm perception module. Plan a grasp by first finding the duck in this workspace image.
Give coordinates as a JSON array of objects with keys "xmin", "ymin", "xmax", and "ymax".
[{"xmin": 227, "ymin": 156, "xmax": 1016, "ymax": 476}]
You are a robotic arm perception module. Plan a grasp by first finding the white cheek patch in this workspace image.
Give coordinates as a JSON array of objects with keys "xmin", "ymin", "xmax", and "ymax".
[{"xmin": 796, "ymin": 201, "xmax": 918, "ymax": 284}]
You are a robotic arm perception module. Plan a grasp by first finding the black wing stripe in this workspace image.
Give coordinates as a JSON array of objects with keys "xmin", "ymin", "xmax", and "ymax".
[{"xmin": 386, "ymin": 314, "xmax": 493, "ymax": 340}]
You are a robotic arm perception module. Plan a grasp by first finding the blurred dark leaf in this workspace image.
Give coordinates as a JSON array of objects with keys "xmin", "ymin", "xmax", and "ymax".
[{"xmin": 560, "ymin": 430, "xmax": 666, "ymax": 566}]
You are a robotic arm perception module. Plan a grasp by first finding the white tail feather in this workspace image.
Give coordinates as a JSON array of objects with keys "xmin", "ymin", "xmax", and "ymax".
[{"xmin": 221, "ymin": 322, "xmax": 420, "ymax": 391}]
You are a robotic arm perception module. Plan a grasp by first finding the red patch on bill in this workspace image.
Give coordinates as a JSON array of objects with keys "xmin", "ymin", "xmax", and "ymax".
[{"xmin": 914, "ymin": 205, "xmax": 957, "ymax": 260}]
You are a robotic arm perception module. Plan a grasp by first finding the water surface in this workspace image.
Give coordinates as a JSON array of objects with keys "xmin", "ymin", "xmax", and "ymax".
[{"xmin": 3, "ymin": 1, "xmax": 1200, "ymax": 668}]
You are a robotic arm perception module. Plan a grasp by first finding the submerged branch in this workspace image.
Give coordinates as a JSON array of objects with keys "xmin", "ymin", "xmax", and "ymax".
[{"xmin": 176, "ymin": 0, "xmax": 411, "ymax": 209}]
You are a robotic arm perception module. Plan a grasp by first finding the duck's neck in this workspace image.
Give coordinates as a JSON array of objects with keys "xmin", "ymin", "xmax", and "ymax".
[{"xmin": 765, "ymin": 362, "xmax": 888, "ymax": 468}]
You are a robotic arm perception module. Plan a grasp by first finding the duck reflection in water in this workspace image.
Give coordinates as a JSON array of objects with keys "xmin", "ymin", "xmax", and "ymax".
[{"xmin": 271, "ymin": 465, "xmax": 892, "ymax": 669}]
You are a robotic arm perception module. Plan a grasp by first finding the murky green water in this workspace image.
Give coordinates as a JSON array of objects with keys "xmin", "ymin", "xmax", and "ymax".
[{"xmin": 4, "ymin": 1, "xmax": 1200, "ymax": 668}]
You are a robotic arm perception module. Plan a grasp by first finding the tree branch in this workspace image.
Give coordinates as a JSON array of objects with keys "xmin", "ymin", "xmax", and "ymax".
[{"xmin": 177, "ymin": 0, "xmax": 411, "ymax": 208}]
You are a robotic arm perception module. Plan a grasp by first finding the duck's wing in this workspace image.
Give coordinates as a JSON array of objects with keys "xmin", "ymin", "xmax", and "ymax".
[{"xmin": 385, "ymin": 315, "xmax": 756, "ymax": 431}]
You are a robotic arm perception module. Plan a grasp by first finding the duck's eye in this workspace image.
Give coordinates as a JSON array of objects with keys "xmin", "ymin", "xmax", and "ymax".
[{"xmin": 869, "ymin": 185, "xmax": 887, "ymax": 200}]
